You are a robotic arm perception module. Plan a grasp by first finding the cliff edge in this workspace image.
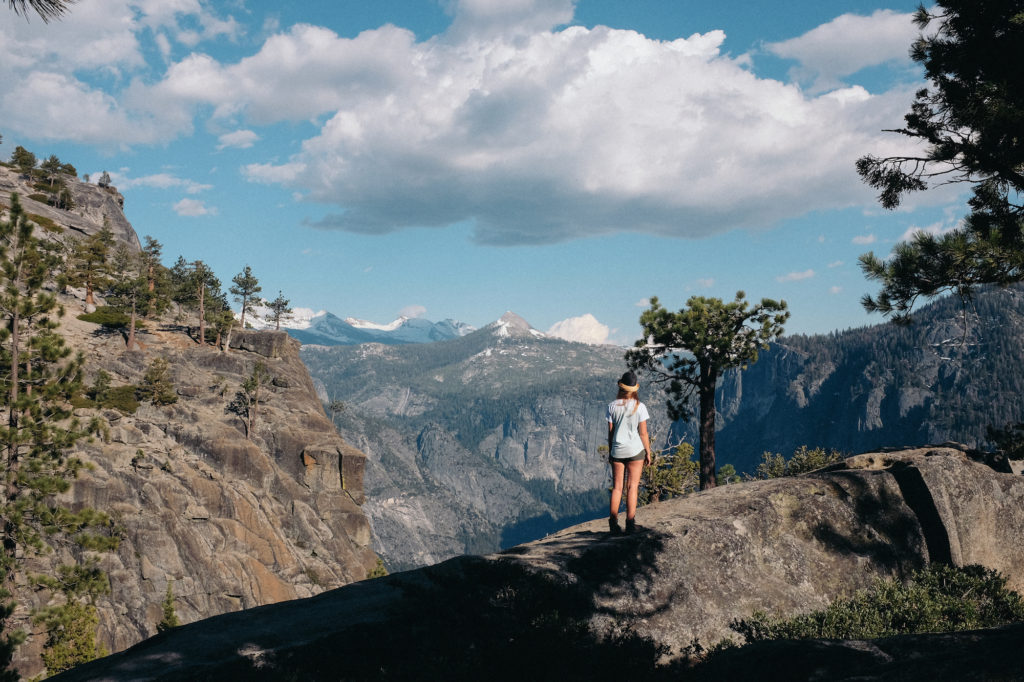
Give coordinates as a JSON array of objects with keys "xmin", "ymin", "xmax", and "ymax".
[{"xmin": 51, "ymin": 447, "xmax": 1024, "ymax": 680}]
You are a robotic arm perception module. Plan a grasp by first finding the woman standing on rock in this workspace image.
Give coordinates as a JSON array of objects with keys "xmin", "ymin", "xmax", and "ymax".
[{"xmin": 607, "ymin": 370, "xmax": 652, "ymax": 534}]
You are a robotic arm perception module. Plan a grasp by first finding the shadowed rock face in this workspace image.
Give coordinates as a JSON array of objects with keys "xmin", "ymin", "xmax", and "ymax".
[{"xmin": 51, "ymin": 447, "xmax": 1024, "ymax": 681}]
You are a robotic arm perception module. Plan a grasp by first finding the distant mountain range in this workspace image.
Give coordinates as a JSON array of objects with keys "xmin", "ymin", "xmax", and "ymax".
[{"xmin": 247, "ymin": 305, "xmax": 476, "ymax": 345}]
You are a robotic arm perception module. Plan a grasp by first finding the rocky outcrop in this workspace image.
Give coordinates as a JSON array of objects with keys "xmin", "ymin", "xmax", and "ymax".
[
  {"xmin": 12, "ymin": 317, "xmax": 376, "ymax": 678},
  {"xmin": 50, "ymin": 447, "xmax": 1024, "ymax": 681},
  {"xmin": 0, "ymin": 165, "xmax": 139, "ymax": 248}
]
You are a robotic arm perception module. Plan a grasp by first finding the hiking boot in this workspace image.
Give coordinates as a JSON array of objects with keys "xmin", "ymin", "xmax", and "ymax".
[
  {"xmin": 625, "ymin": 518, "xmax": 637, "ymax": 534},
  {"xmin": 608, "ymin": 517, "xmax": 621, "ymax": 534}
]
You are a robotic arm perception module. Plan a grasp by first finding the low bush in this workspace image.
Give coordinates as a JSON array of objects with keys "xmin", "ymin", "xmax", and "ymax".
[
  {"xmin": 28, "ymin": 212, "xmax": 62, "ymax": 233},
  {"xmin": 77, "ymin": 307, "xmax": 144, "ymax": 329},
  {"xmin": 732, "ymin": 564, "xmax": 1024, "ymax": 642}
]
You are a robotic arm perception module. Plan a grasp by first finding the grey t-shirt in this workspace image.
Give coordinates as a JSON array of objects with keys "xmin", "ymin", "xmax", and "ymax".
[{"xmin": 606, "ymin": 399, "xmax": 649, "ymax": 459}]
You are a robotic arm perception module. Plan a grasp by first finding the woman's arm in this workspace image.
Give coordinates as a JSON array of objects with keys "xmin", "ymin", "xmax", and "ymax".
[
  {"xmin": 607, "ymin": 421, "xmax": 614, "ymax": 453},
  {"xmin": 638, "ymin": 420, "xmax": 652, "ymax": 464}
]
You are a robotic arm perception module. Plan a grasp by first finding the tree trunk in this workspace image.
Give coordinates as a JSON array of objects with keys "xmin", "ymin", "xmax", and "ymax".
[
  {"xmin": 197, "ymin": 284, "xmax": 205, "ymax": 346},
  {"xmin": 698, "ymin": 368, "xmax": 718, "ymax": 490},
  {"xmin": 126, "ymin": 297, "xmax": 137, "ymax": 351}
]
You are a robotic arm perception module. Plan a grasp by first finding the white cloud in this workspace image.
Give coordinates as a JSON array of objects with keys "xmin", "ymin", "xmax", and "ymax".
[
  {"xmin": 233, "ymin": 17, "xmax": 918, "ymax": 245},
  {"xmin": 398, "ymin": 305, "xmax": 427, "ymax": 319},
  {"xmin": 547, "ymin": 313, "xmax": 610, "ymax": 345},
  {"xmin": 634, "ymin": 298, "xmax": 650, "ymax": 308},
  {"xmin": 695, "ymin": 278, "xmax": 715, "ymax": 289},
  {"xmin": 0, "ymin": 0, "xmax": 237, "ymax": 144},
  {"xmin": 113, "ymin": 172, "xmax": 211, "ymax": 194},
  {"xmin": 217, "ymin": 129, "xmax": 260, "ymax": 150},
  {"xmin": 173, "ymin": 198, "xmax": 216, "ymax": 216},
  {"xmin": 898, "ymin": 220, "xmax": 959, "ymax": 243},
  {"xmin": 828, "ymin": 260, "xmax": 843, "ymax": 268},
  {"xmin": 852, "ymin": 234, "xmax": 876, "ymax": 245},
  {"xmin": 777, "ymin": 269, "xmax": 815, "ymax": 282},
  {"xmin": 766, "ymin": 10, "xmax": 918, "ymax": 92},
  {"xmin": 830, "ymin": 286, "xmax": 843, "ymax": 294}
]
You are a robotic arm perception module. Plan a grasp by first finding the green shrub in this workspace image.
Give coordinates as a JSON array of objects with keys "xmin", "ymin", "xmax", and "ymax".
[
  {"xmin": 137, "ymin": 358, "xmax": 177, "ymax": 406},
  {"xmin": 102, "ymin": 385, "xmax": 139, "ymax": 414},
  {"xmin": 755, "ymin": 445, "xmax": 844, "ymax": 479},
  {"xmin": 28, "ymin": 211, "xmax": 62, "ymax": 233},
  {"xmin": 732, "ymin": 564, "xmax": 1024, "ymax": 642},
  {"xmin": 27, "ymin": 192, "xmax": 51, "ymax": 204},
  {"xmin": 365, "ymin": 558, "xmax": 388, "ymax": 580},
  {"xmin": 34, "ymin": 601, "xmax": 107, "ymax": 675},
  {"xmin": 77, "ymin": 307, "xmax": 144, "ymax": 329}
]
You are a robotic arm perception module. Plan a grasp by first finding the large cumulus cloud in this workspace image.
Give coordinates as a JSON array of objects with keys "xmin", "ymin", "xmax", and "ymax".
[
  {"xmin": 2, "ymin": 0, "xmax": 924, "ymax": 244},
  {"xmin": 236, "ymin": 10, "xmax": 920, "ymax": 244}
]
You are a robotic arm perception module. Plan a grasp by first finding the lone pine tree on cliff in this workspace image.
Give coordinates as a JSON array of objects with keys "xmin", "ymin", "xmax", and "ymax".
[
  {"xmin": 627, "ymin": 292, "xmax": 788, "ymax": 490},
  {"xmin": 229, "ymin": 265, "xmax": 262, "ymax": 329},
  {"xmin": 856, "ymin": 0, "xmax": 1024, "ymax": 321},
  {"xmin": 266, "ymin": 291, "xmax": 291, "ymax": 330}
]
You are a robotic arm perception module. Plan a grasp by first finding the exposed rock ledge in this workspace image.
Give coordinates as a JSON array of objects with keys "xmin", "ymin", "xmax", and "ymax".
[{"xmin": 53, "ymin": 447, "xmax": 1024, "ymax": 681}]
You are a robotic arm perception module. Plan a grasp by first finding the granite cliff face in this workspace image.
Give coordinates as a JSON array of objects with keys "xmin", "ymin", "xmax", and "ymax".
[
  {"xmin": 10, "ymin": 316, "xmax": 377, "ymax": 677},
  {"xmin": 50, "ymin": 447, "xmax": 1024, "ymax": 681},
  {"xmin": 0, "ymin": 164, "xmax": 139, "ymax": 248},
  {"xmin": 1, "ymin": 168, "xmax": 377, "ymax": 677}
]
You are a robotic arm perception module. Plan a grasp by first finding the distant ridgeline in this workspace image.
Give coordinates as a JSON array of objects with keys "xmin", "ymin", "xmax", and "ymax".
[{"xmin": 673, "ymin": 283, "xmax": 1024, "ymax": 473}]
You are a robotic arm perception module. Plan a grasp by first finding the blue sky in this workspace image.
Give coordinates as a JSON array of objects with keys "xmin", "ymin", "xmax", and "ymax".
[{"xmin": 1, "ymin": 0, "xmax": 962, "ymax": 344}]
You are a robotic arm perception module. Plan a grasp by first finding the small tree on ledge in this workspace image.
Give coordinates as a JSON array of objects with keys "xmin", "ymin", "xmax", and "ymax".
[{"xmin": 627, "ymin": 292, "xmax": 789, "ymax": 490}]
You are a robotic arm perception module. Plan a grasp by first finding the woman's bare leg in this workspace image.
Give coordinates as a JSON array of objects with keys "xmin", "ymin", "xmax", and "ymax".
[
  {"xmin": 625, "ymin": 459, "xmax": 645, "ymax": 521},
  {"xmin": 609, "ymin": 460, "xmax": 625, "ymax": 519}
]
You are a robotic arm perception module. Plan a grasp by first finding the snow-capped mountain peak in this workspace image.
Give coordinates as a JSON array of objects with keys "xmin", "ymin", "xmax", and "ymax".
[
  {"xmin": 344, "ymin": 316, "xmax": 410, "ymax": 332},
  {"xmin": 489, "ymin": 312, "xmax": 544, "ymax": 339}
]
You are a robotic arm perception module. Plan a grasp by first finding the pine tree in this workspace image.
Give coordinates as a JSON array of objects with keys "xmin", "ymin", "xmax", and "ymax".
[
  {"xmin": 192, "ymin": 261, "xmax": 216, "ymax": 346},
  {"xmin": 156, "ymin": 580, "xmax": 180, "ymax": 633},
  {"xmin": 107, "ymin": 245, "xmax": 148, "ymax": 351},
  {"xmin": 6, "ymin": 0, "xmax": 76, "ymax": 23},
  {"xmin": 137, "ymin": 358, "xmax": 177, "ymax": 406},
  {"xmin": 139, "ymin": 236, "xmax": 163, "ymax": 298},
  {"xmin": 39, "ymin": 155, "xmax": 62, "ymax": 190},
  {"xmin": 266, "ymin": 291, "xmax": 291, "ymax": 330},
  {"xmin": 627, "ymin": 292, "xmax": 789, "ymax": 489},
  {"xmin": 8, "ymin": 147, "xmax": 35, "ymax": 179},
  {"xmin": 69, "ymin": 224, "xmax": 114, "ymax": 307},
  {"xmin": 856, "ymin": 0, "xmax": 1024, "ymax": 320},
  {"xmin": 227, "ymin": 362, "xmax": 272, "ymax": 440},
  {"xmin": 229, "ymin": 266, "xmax": 262, "ymax": 329}
]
